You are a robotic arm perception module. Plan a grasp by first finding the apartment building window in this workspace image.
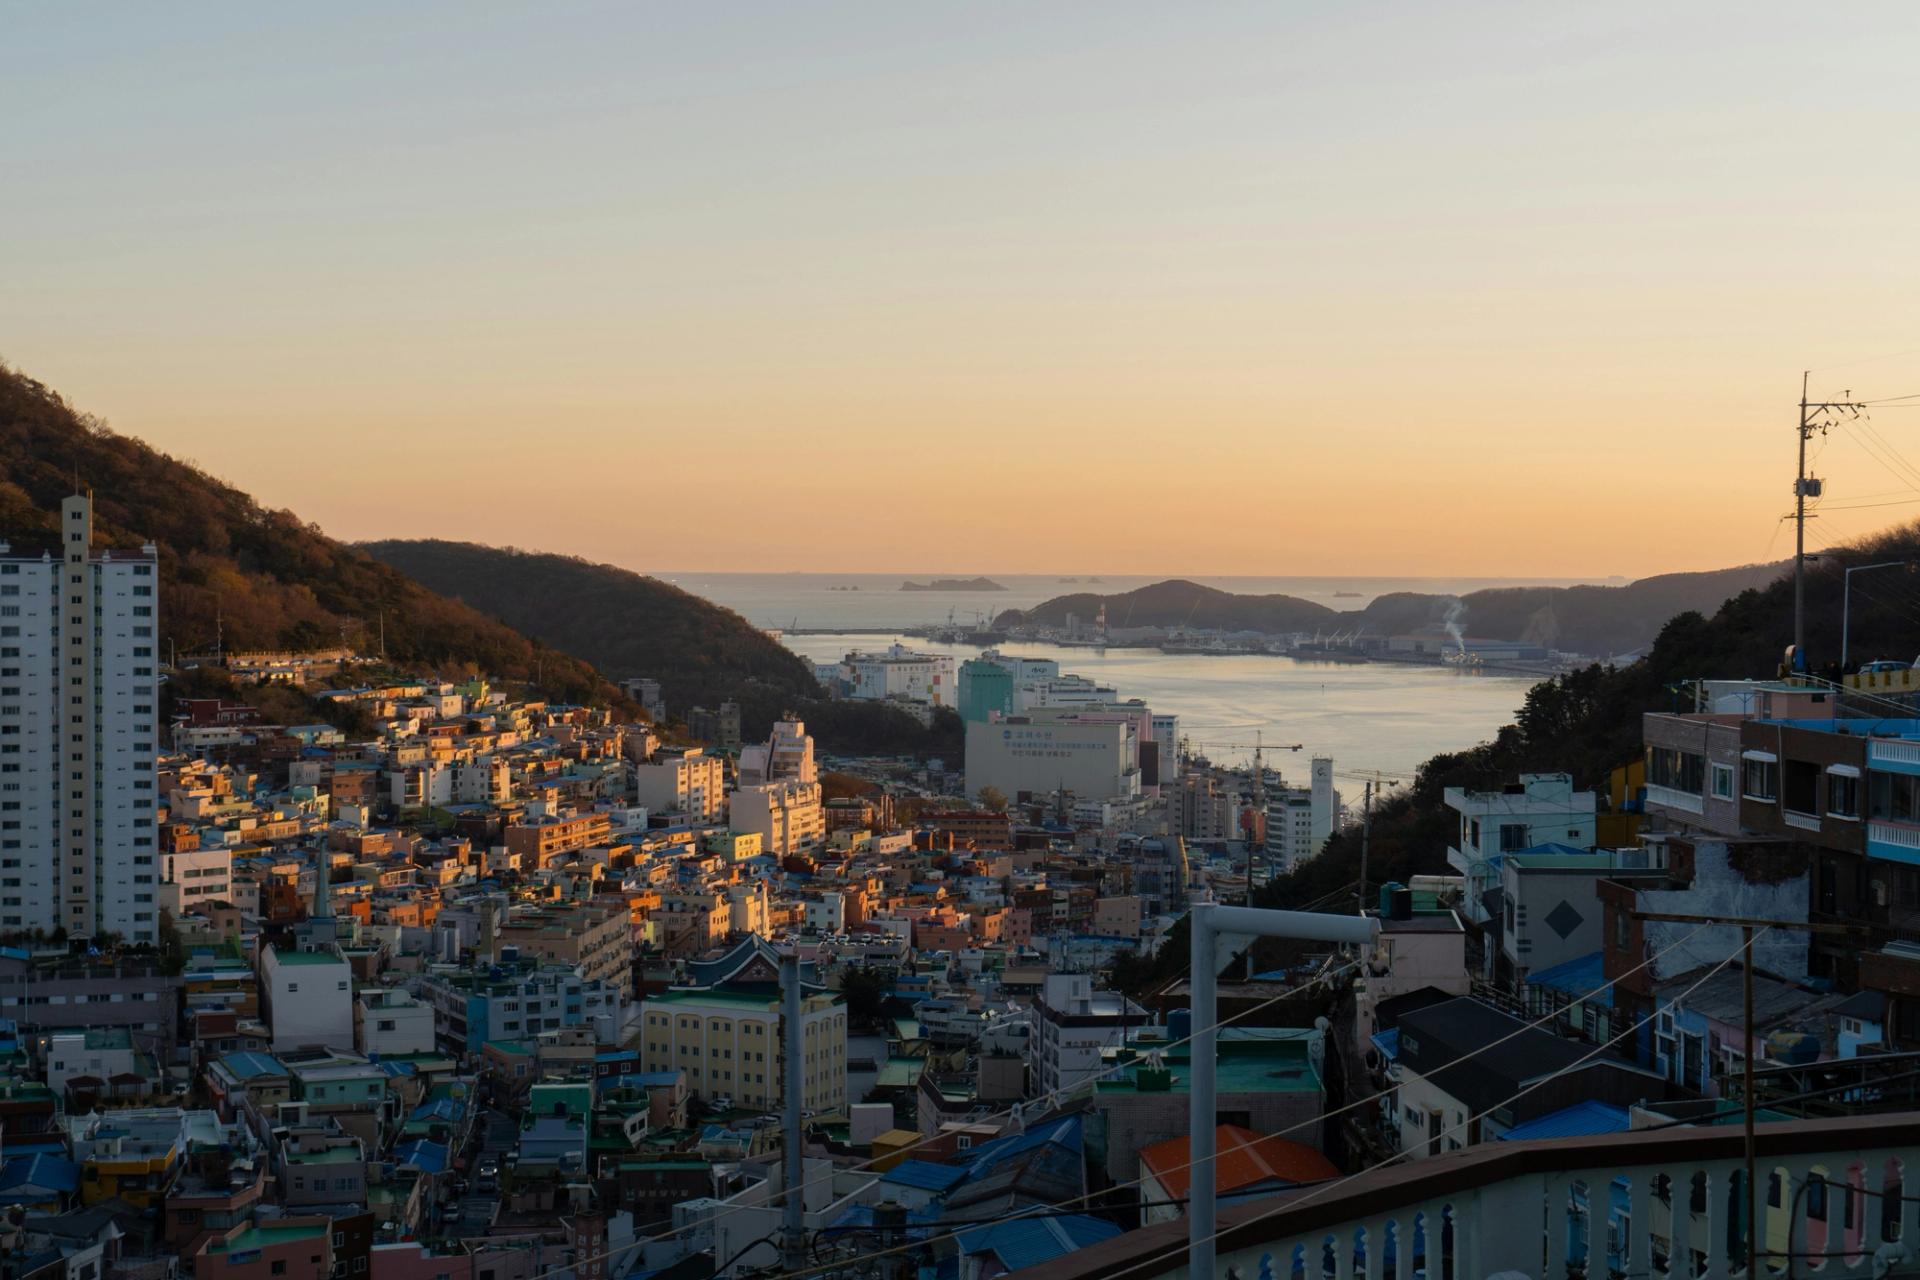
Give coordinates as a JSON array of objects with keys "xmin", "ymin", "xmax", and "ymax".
[
  {"xmin": 1828, "ymin": 768, "xmax": 1862, "ymax": 820},
  {"xmin": 1873, "ymin": 773, "xmax": 1920, "ymax": 825},
  {"xmin": 1742, "ymin": 754, "xmax": 1778, "ymax": 802},
  {"xmin": 1782, "ymin": 759, "xmax": 1820, "ymax": 815},
  {"xmin": 1646, "ymin": 746, "xmax": 1705, "ymax": 794},
  {"xmin": 1710, "ymin": 763, "xmax": 1735, "ymax": 800}
]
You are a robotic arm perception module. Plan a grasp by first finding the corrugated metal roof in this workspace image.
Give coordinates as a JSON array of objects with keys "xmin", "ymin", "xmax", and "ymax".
[
  {"xmin": 1497, "ymin": 1100, "xmax": 1631, "ymax": 1142},
  {"xmin": 1138, "ymin": 1124, "xmax": 1338, "ymax": 1199},
  {"xmin": 880, "ymin": 1159, "xmax": 970, "ymax": 1192},
  {"xmin": 1525, "ymin": 950, "xmax": 1612, "ymax": 1007},
  {"xmin": 955, "ymin": 1215, "xmax": 1121, "ymax": 1270}
]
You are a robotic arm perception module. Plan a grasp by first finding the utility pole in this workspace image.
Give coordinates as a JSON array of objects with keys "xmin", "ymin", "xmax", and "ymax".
[
  {"xmin": 1632, "ymin": 911, "xmax": 1863, "ymax": 1272},
  {"xmin": 780, "ymin": 951, "xmax": 807, "ymax": 1274},
  {"xmin": 1357, "ymin": 779, "xmax": 1373, "ymax": 914},
  {"xmin": 1246, "ymin": 733, "xmax": 1266, "ymax": 906},
  {"xmin": 1794, "ymin": 374, "xmax": 1867, "ymax": 658}
]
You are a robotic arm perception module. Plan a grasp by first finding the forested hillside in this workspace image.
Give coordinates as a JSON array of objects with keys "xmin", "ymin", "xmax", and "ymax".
[{"xmin": 0, "ymin": 362, "xmax": 622, "ymax": 708}]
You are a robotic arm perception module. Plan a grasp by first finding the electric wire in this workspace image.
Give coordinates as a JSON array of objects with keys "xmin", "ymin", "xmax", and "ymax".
[
  {"xmin": 747, "ymin": 921, "xmax": 1718, "ymax": 1280},
  {"xmin": 1086, "ymin": 929, "xmax": 1770, "ymax": 1280},
  {"xmin": 513, "ymin": 917, "xmax": 1717, "ymax": 1280}
]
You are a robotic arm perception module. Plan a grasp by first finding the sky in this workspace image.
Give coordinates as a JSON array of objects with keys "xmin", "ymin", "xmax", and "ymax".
[{"xmin": 6, "ymin": 3, "xmax": 1920, "ymax": 577}]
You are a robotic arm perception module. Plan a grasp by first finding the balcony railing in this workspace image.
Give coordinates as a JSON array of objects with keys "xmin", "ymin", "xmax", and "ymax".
[
  {"xmin": 1013, "ymin": 1114, "xmax": 1920, "ymax": 1280},
  {"xmin": 1645, "ymin": 785, "xmax": 1705, "ymax": 816},
  {"xmin": 1870, "ymin": 740, "xmax": 1920, "ymax": 768}
]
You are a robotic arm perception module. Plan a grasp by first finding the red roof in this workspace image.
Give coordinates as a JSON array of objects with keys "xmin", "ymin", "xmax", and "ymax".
[{"xmin": 1139, "ymin": 1125, "xmax": 1338, "ymax": 1200}]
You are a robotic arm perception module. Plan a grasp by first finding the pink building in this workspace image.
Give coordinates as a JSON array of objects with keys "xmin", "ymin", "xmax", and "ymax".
[{"xmin": 193, "ymin": 1217, "xmax": 334, "ymax": 1280}]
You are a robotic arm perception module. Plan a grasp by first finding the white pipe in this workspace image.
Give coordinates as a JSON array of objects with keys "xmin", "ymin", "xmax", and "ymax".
[{"xmin": 1190, "ymin": 904, "xmax": 1379, "ymax": 1279}]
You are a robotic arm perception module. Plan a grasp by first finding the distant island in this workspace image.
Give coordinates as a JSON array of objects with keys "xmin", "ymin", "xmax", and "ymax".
[{"xmin": 901, "ymin": 577, "xmax": 1007, "ymax": 592}]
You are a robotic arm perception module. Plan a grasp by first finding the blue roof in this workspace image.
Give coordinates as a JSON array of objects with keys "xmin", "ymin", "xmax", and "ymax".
[
  {"xmin": 822, "ymin": 1202, "xmax": 942, "ymax": 1240},
  {"xmin": 0, "ymin": 1153, "xmax": 81, "ymax": 1196},
  {"xmin": 1369, "ymin": 1027, "xmax": 1400, "ymax": 1062},
  {"xmin": 965, "ymin": 1114, "xmax": 1083, "ymax": 1178},
  {"xmin": 410, "ymin": 1097, "xmax": 464, "ymax": 1124},
  {"xmin": 955, "ymin": 1215, "xmax": 1122, "ymax": 1270},
  {"xmin": 879, "ymin": 1159, "xmax": 970, "ymax": 1193},
  {"xmin": 1498, "ymin": 1100, "xmax": 1631, "ymax": 1142},
  {"xmin": 394, "ymin": 1139, "xmax": 448, "ymax": 1174},
  {"xmin": 1525, "ymin": 951, "xmax": 1612, "ymax": 1007},
  {"xmin": 221, "ymin": 1051, "xmax": 289, "ymax": 1080},
  {"xmin": 1516, "ymin": 842, "xmax": 1597, "ymax": 858}
]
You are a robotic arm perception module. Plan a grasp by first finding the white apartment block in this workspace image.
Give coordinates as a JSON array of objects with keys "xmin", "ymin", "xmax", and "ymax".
[
  {"xmin": 1033, "ymin": 973, "xmax": 1149, "ymax": 1100},
  {"xmin": 738, "ymin": 718, "xmax": 818, "ymax": 786},
  {"xmin": 158, "ymin": 848, "xmax": 233, "ymax": 918},
  {"xmin": 729, "ymin": 780, "xmax": 824, "ymax": 857},
  {"xmin": 356, "ymin": 988, "xmax": 437, "ymax": 1056},
  {"xmin": 633, "ymin": 748, "xmax": 726, "ymax": 820},
  {"xmin": 1264, "ymin": 758, "xmax": 1341, "ymax": 868},
  {"xmin": 831, "ymin": 645, "xmax": 957, "ymax": 708},
  {"xmin": 0, "ymin": 494, "xmax": 163, "ymax": 943}
]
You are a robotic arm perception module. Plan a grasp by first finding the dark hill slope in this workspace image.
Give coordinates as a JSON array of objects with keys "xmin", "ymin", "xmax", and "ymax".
[
  {"xmin": 361, "ymin": 539, "xmax": 963, "ymax": 757},
  {"xmin": 359, "ymin": 540, "xmax": 819, "ymax": 715},
  {"xmin": 0, "ymin": 362, "xmax": 618, "ymax": 707},
  {"xmin": 1000, "ymin": 562, "xmax": 1787, "ymax": 657},
  {"xmin": 1117, "ymin": 530, "xmax": 1912, "ymax": 991},
  {"xmin": 1003, "ymin": 579, "xmax": 1338, "ymax": 633}
]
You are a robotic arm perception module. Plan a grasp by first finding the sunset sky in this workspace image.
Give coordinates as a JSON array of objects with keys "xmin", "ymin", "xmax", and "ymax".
[{"xmin": 7, "ymin": 3, "xmax": 1920, "ymax": 577}]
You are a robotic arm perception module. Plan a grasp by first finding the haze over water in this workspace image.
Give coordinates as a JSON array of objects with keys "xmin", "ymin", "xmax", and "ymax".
[
  {"xmin": 664, "ymin": 572, "xmax": 1608, "ymax": 633},
  {"xmin": 775, "ymin": 629, "xmax": 1535, "ymax": 784}
]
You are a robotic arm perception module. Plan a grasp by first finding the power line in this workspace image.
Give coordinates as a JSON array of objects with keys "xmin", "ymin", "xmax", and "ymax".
[
  {"xmin": 599, "ymin": 957, "xmax": 1360, "ymax": 1265},
  {"xmin": 747, "ymin": 922, "xmax": 1717, "ymax": 1280},
  {"xmin": 520, "ymin": 913, "xmax": 1716, "ymax": 1280},
  {"xmin": 1090, "ymin": 929, "xmax": 1768, "ymax": 1280}
]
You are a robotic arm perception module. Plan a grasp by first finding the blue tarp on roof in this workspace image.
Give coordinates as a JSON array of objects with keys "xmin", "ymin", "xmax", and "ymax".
[
  {"xmin": 1525, "ymin": 950, "xmax": 1613, "ymax": 1007},
  {"xmin": 394, "ymin": 1139, "xmax": 448, "ymax": 1174},
  {"xmin": 954, "ymin": 1215, "xmax": 1122, "ymax": 1271},
  {"xmin": 1498, "ymin": 1100, "xmax": 1631, "ymax": 1142},
  {"xmin": 1369, "ymin": 1027, "xmax": 1400, "ymax": 1062},
  {"xmin": 879, "ymin": 1159, "xmax": 970, "ymax": 1193}
]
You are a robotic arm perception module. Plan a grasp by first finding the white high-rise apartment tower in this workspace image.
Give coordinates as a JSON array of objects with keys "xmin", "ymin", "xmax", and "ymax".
[{"xmin": 0, "ymin": 495, "xmax": 162, "ymax": 943}]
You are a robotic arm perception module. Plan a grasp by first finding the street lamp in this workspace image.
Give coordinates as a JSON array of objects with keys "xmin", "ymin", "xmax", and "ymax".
[{"xmin": 1841, "ymin": 560, "xmax": 1917, "ymax": 668}]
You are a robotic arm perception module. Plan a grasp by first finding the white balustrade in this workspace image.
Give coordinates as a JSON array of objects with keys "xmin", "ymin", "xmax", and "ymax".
[{"xmin": 1197, "ymin": 1139, "xmax": 1920, "ymax": 1280}]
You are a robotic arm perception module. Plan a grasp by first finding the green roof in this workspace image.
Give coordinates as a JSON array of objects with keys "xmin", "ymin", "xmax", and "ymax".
[
  {"xmin": 1098, "ymin": 1031, "xmax": 1323, "ymax": 1096},
  {"xmin": 210, "ymin": 1223, "xmax": 326, "ymax": 1254},
  {"xmin": 874, "ymin": 1056, "xmax": 926, "ymax": 1089},
  {"xmin": 286, "ymin": 1145, "xmax": 360, "ymax": 1164},
  {"xmin": 647, "ymin": 990, "xmax": 777, "ymax": 1010},
  {"xmin": 271, "ymin": 949, "xmax": 347, "ymax": 966}
]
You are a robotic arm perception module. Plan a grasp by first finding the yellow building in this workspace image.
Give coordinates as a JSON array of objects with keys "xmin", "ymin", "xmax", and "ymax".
[{"xmin": 636, "ymin": 937, "xmax": 846, "ymax": 1113}]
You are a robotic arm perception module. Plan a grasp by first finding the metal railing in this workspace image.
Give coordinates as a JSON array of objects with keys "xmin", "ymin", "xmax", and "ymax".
[{"xmin": 1015, "ymin": 1114, "xmax": 1920, "ymax": 1280}]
